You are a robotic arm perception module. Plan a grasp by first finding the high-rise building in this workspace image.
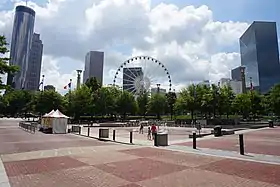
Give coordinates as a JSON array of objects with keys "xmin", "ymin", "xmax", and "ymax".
[
  {"xmin": 220, "ymin": 78, "xmax": 231, "ymax": 87},
  {"xmin": 7, "ymin": 5, "xmax": 36, "ymax": 89},
  {"xmin": 240, "ymin": 21, "xmax": 280, "ymax": 93},
  {"xmin": 231, "ymin": 66, "xmax": 243, "ymax": 81},
  {"xmin": 83, "ymin": 51, "xmax": 104, "ymax": 85},
  {"xmin": 123, "ymin": 67, "xmax": 143, "ymax": 94},
  {"xmin": 25, "ymin": 33, "xmax": 43, "ymax": 91}
]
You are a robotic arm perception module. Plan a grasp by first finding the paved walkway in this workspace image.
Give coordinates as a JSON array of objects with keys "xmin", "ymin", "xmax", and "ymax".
[{"xmin": 1, "ymin": 119, "xmax": 280, "ymax": 187}]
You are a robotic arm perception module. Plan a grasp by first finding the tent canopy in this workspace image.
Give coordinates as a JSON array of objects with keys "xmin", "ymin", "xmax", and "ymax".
[{"xmin": 43, "ymin": 109, "xmax": 69, "ymax": 118}]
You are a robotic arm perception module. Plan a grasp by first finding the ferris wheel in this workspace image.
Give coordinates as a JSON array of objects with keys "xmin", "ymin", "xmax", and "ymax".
[{"xmin": 113, "ymin": 56, "xmax": 172, "ymax": 95}]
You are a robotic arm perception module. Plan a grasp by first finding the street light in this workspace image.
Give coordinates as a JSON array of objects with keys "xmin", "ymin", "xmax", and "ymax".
[{"xmin": 156, "ymin": 84, "xmax": 161, "ymax": 93}]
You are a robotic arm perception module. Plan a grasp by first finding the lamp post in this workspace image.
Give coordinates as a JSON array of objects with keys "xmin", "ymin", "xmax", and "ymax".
[
  {"xmin": 156, "ymin": 84, "xmax": 161, "ymax": 93},
  {"xmin": 40, "ymin": 75, "xmax": 45, "ymax": 119},
  {"xmin": 76, "ymin": 70, "xmax": 82, "ymax": 89},
  {"xmin": 240, "ymin": 66, "xmax": 246, "ymax": 94}
]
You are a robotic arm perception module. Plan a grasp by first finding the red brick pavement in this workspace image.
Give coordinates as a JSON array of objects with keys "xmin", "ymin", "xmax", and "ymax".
[
  {"xmin": 4, "ymin": 156, "xmax": 87, "ymax": 177},
  {"xmin": 0, "ymin": 139, "xmax": 111, "ymax": 154},
  {"xmin": 120, "ymin": 147, "xmax": 174, "ymax": 157},
  {"xmin": 199, "ymin": 159, "xmax": 280, "ymax": 185},
  {"xmin": 119, "ymin": 184, "xmax": 143, "ymax": 187},
  {"xmin": 95, "ymin": 157, "xmax": 188, "ymax": 182},
  {"xmin": 4, "ymin": 147, "xmax": 280, "ymax": 187},
  {"xmin": 176, "ymin": 128, "xmax": 280, "ymax": 156}
]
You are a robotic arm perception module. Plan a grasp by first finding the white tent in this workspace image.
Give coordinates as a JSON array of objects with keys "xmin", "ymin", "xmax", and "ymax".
[
  {"xmin": 42, "ymin": 109, "xmax": 69, "ymax": 134},
  {"xmin": 43, "ymin": 109, "xmax": 55, "ymax": 117}
]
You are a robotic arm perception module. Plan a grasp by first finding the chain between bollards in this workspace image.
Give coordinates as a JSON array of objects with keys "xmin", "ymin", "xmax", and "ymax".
[
  {"xmin": 193, "ymin": 132, "xmax": 196, "ymax": 149},
  {"xmin": 239, "ymin": 134, "xmax": 244, "ymax": 155}
]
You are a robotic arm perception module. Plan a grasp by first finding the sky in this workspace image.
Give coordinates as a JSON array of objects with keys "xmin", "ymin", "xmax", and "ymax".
[{"xmin": 0, "ymin": 0, "xmax": 279, "ymax": 94}]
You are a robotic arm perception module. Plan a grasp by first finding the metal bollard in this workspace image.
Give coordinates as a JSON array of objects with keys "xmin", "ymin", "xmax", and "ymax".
[
  {"xmin": 193, "ymin": 132, "xmax": 196, "ymax": 149},
  {"xmin": 130, "ymin": 131, "xmax": 133, "ymax": 144},
  {"xmin": 239, "ymin": 134, "xmax": 244, "ymax": 155},
  {"xmin": 113, "ymin": 129, "xmax": 116, "ymax": 141},
  {"xmin": 154, "ymin": 133, "xmax": 158, "ymax": 146},
  {"xmin": 79, "ymin": 126, "xmax": 81, "ymax": 135},
  {"xmin": 87, "ymin": 127, "xmax": 90, "ymax": 137}
]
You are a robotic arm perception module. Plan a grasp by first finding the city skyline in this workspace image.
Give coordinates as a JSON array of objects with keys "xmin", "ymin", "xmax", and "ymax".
[{"xmin": 0, "ymin": 0, "xmax": 279, "ymax": 93}]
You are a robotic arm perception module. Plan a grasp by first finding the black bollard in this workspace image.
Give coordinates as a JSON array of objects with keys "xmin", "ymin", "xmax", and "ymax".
[
  {"xmin": 239, "ymin": 134, "xmax": 244, "ymax": 155},
  {"xmin": 130, "ymin": 131, "xmax": 133, "ymax": 144},
  {"xmin": 79, "ymin": 126, "xmax": 81, "ymax": 135},
  {"xmin": 193, "ymin": 132, "xmax": 196, "ymax": 149},
  {"xmin": 154, "ymin": 133, "xmax": 158, "ymax": 146},
  {"xmin": 113, "ymin": 130, "xmax": 116, "ymax": 141},
  {"xmin": 87, "ymin": 127, "xmax": 90, "ymax": 137}
]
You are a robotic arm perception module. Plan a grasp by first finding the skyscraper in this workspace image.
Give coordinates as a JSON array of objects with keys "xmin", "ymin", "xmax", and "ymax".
[
  {"xmin": 231, "ymin": 66, "xmax": 243, "ymax": 81},
  {"xmin": 7, "ymin": 5, "xmax": 36, "ymax": 89},
  {"xmin": 25, "ymin": 33, "xmax": 43, "ymax": 91},
  {"xmin": 83, "ymin": 51, "xmax": 104, "ymax": 85},
  {"xmin": 240, "ymin": 21, "xmax": 280, "ymax": 93}
]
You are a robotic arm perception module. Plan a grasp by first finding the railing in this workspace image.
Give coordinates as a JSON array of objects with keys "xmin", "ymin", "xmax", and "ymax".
[{"xmin": 19, "ymin": 121, "xmax": 37, "ymax": 134}]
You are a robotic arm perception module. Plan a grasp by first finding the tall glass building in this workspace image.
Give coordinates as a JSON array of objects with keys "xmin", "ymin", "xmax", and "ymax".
[
  {"xmin": 240, "ymin": 21, "xmax": 280, "ymax": 94},
  {"xmin": 7, "ymin": 5, "xmax": 35, "ymax": 89}
]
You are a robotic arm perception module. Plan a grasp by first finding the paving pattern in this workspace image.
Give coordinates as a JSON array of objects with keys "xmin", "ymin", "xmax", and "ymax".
[
  {"xmin": 1, "ymin": 119, "xmax": 280, "ymax": 187},
  {"xmin": 176, "ymin": 127, "xmax": 280, "ymax": 156}
]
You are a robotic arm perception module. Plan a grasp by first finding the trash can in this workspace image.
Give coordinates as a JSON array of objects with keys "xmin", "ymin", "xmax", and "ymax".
[
  {"xmin": 155, "ymin": 132, "xmax": 168, "ymax": 146},
  {"xmin": 213, "ymin": 125, "xmax": 222, "ymax": 137},
  {"xmin": 99, "ymin": 128, "xmax": 109, "ymax": 138},
  {"xmin": 268, "ymin": 120, "xmax": 274, "ymax": 128}
]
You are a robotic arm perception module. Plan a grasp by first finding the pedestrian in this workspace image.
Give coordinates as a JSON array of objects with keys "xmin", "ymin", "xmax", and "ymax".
[
  {"xmin": 147, "ymin": 126, "xmax": 151, "ymax": 140},
  {"xmin": 151, "ymin": 123, "xmax": 157, "ymax": 140},
  {"xmin": 139, "ymin": 123, "xmax": 144, "ymax": 134}
]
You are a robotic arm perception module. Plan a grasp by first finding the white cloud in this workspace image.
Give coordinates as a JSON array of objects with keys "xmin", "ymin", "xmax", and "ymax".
[{"xmin": 0, "ymin": 0, "xmax": 250, "ymax": 93}]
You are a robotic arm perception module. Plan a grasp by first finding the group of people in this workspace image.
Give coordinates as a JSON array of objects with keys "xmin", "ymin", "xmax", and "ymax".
[{"xmin": 139, "ymin": 123, "xmax": 157, "ymax": 140}]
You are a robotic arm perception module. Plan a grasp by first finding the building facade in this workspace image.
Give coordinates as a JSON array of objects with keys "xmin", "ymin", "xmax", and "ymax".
[
  {"xmin": 231, "ymin": 66, "xmax": 243, "ymax": 81},
  {"xmin": 25, "ymin": 33, "xmax": 43, "ymax": 91},
  {"xmin": 123, "ymin": 67, "xmax": 143, "ymax": 94},
  {"xmin": 83, "ymin": 51, "xmax": 104, "ymax": 85},
  {"xmin": 240, "ymin": 21, "xmax": 280, "ymax": 93},
  {"xmin": 7, "ymin": 5, "xmax": 36, "ymax": 89}
]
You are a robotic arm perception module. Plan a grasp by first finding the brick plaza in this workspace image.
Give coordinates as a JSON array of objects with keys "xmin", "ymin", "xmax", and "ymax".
[{"xmin": 0, "ymin": 119, "xmax": 280, "ymax": 187}]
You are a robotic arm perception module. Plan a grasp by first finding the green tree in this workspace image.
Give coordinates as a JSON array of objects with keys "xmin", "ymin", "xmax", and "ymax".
[
  {"xmin": 116, "ymin": 90, "xmax": 137, "ymax": 119},
  {"xmin": 85, "ymin": 77, "xmax": 101, "ymax": 93},
  {"xmin": 34, "ymin": 90, "xmax": 65, "ymax": 115},
  {"xmin": 95, "ymin": 86, "xmax": 120, "ymax": 116},
  {"xmin": 233, "ymin": 93, "xmax": 251, "ymax": 119},
  {"xmin": 137, "ymin": 92, "xmax": 149, "ymax": 117},
  {"xmin": 218, "ymin": 85, "xmax": 235, "ymax": 118},
  {"xmin": 0, "ymin": 35, "xmax": 18, "ymax": 89},
  {"xmin": 165, "ymin": 91, "xmax": 177, "ymax": 119},
  {"xmin": 267, "ymin": 84, "xmax": 280, "ymax": 116},
  {"xmin": 4, "ymin": 90, "xmax": 32, "ymax": 116},
  {"xmin": 70, "ymin": 85, "xmax": 93, "ymax": 119},
  {"xmin": 249, "ymin": 91, "xmax": 264, "ymax": 117},
  {"xmin": 148, "ymin": 93, "xmax": 167, "ymax": 119}
]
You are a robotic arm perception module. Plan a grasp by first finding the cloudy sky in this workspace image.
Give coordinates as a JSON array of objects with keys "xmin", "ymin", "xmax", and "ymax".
[{"xmin": 0, "ymin": 0, "xmax": 279, "ymax": 93}]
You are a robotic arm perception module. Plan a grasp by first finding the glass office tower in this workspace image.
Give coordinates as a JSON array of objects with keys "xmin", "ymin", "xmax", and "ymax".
[
  {"xmin": 240, "ymin": 21, "xmax": 280, "ymax": 93},
  {"xmin": 7, "ymin": 5, "xmax": 35, "ymax": 89}
]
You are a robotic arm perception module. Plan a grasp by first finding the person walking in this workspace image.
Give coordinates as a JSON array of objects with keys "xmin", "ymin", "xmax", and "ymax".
[{"xmin": 151, "ymin": 124, "xmax": 157, "ymax": 140}]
